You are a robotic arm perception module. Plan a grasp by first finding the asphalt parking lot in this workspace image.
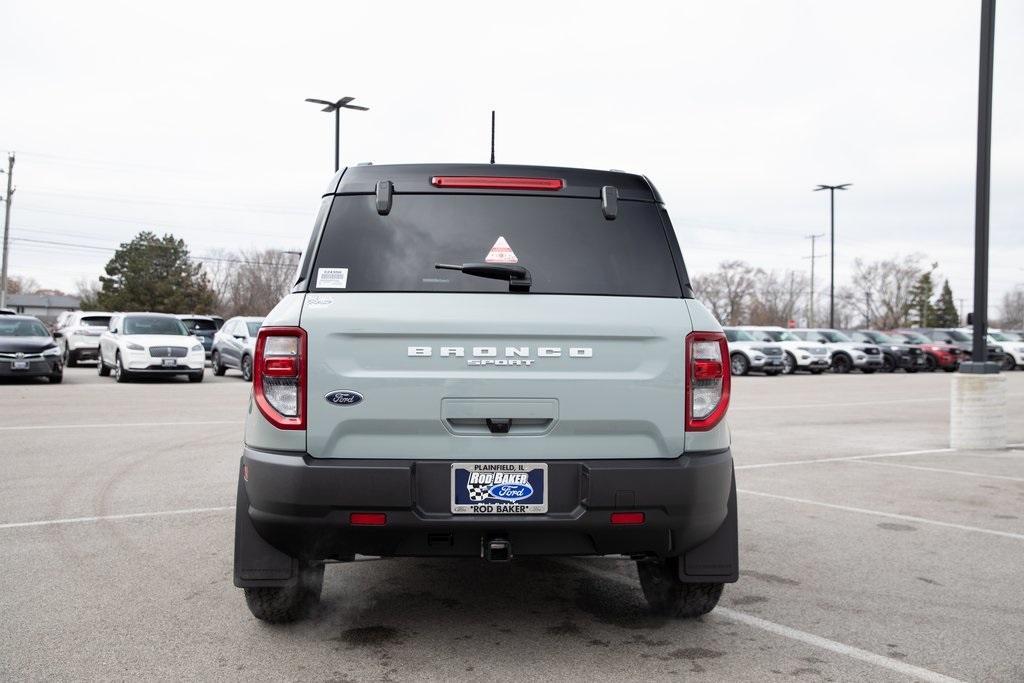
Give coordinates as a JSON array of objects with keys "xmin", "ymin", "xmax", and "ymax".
[{"xmin": 1, "ymin": 368, "xmax": 1022, "ymax": 681}]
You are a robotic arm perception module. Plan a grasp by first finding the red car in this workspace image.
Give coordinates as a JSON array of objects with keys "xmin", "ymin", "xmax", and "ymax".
[{"xmin": 889, "ymin": 330, "xmax": 960, "ymax": 372}]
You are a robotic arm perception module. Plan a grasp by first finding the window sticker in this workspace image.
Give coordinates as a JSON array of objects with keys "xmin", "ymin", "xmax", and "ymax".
[
  {"xmin": 485, "ymin": 236, "xmax": 518, "ymax": 264},
  {"xmin": 316, "ymin": 267, "xmax": 349, "ymax": 289}
]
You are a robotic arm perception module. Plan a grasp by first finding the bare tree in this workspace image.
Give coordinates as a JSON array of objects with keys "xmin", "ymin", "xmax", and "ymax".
[
  {"xmin": 999, "ymin": 285, "xmax": 1024, "ymax": 329},
  {"xmin": 75, "ymin": 277, "xmax": 102, "ymax": 309},
  {"xmin": 837, "ymin": 255, "xmax": 925, "ymax": 329},
  {"xmin": 6, "ymin": 274, "xmax": 41, "ymax": 295},
  {"xmin": 692, "ymin": 261, "xmax": 758, "ymax": 325},
  {"xmin": 748, "ymin": 270, "xmax": 808, "ymax": 326},
  {"xmin": 203, "ymin": 248, "xmax": 300, "ymax": 318}
]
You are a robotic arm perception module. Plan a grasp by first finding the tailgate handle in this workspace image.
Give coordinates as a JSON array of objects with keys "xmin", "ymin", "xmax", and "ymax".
[{"xmin": 485, "ymin": 418, "xmax": 511, "ymax": 434}]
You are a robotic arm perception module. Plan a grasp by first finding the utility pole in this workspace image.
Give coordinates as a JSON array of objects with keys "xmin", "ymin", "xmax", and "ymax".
[
  {"xmin": 958, "ymin": 297, "xmax": 966, "ymax": 325},
  {"xmin": 804, "ymin": 233, "xmax": 825, "ymax": 327},
  {"xmin": 490, "ymin": 110, "xmax": 496, "ymax": 164},
  {"xmin": 0, "ymin": 152, "xmax": 14, "ymax": 309},
  {"xmin": 865, "ymin": 292, "xmax": 872, "ymax": 328},
  {"xmin": 814, "ymin": 183, "xmax": 852, "ymax": 329}
]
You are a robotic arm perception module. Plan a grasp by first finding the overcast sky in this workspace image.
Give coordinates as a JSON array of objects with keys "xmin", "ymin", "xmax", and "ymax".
[{"xmin": 2, "ymin": 0, "xmax": 1022, "ymax": 315}]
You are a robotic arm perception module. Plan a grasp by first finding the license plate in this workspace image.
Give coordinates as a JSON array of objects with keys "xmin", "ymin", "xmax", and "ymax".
[
  {"xmin": 11, "ymin": 360, "xmax": 29, "ymax": 370},
  {"xmin": 451, "ymin": 462, "xmax": 547, "ymax": 514},
  {"xmin": 162, "ymin": 358, "xmax": 176, "ymax": 367}
]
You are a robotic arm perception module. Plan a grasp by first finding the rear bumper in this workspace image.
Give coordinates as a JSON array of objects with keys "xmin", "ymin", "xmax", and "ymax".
[{"xmin": 235, "ymin": 446, "xmax": 737, "ymax": 584}]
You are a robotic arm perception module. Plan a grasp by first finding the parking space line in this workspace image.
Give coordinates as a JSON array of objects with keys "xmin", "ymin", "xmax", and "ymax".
[
  {"xmin": 736, "ymin": 442, "xmax": 1024, "ymax": 471},
  {"xmin": 561, "ymin": 559, "xmax": 963, "ymax": 683},
  {"xmin": 738, "ymin": 489, "xmax": 1024, "ymax": 540},
  {"xmin": 736, "ymin": 447, "xmax": 955, "ymax": 470},
  {"xmin": 852, "ymin": 459, "xmax": 1024, "ymax": 482},
  {"xmin": 731, "ymin": 393, "xmax": 1024, "ymax": 412},
  {"xmin": 0, "ymin": 420, "xmax": 243, "ymax": 432},
  {"xmin": 0, "ymin": 505, "xmax": 234, "ymax": 530}
]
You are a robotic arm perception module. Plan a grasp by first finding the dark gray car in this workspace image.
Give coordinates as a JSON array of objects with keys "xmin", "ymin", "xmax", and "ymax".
[{"xmin": 211, "ymin": 316, "xmax": 263, "ymax": 380}]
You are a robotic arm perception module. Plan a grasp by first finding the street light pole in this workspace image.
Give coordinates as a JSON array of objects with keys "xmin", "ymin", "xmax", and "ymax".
[
  {"xmin": 304, "ymin": 96, "xmax": 370, "ymax": 172},
  {"xmin": 814, "ymin": 183, "xmax": 851, "ymax": 328}
]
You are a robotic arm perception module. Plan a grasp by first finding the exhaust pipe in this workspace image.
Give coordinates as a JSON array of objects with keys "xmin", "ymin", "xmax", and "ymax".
[{"xmin": 482, "ymin": 537, "xmax": 512, "ymax": 562}]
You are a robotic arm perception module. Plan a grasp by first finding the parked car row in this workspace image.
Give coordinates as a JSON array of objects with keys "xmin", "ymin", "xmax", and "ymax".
[
  {"xmin": 0, "ymin": 310, "xmax": 263, "ymax": 384},
  {"xmin": 724, "ymin": 325, "xmax": 1023, "ymax": 376}
]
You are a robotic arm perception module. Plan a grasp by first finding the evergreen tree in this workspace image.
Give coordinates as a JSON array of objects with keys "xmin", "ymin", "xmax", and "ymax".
[
  {"xmin": 932, "ymin": 280, "xmax": 960, "ymax": 327},
  {"xmin": 909, "ymin": 268, "xmax": 938, "ymax": 327},
  {"xmin": 96, "ymin": 232, "xmax": 215, "ymax": 313}
]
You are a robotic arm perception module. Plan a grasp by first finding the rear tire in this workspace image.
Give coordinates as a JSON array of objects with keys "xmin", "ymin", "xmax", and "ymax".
[
  {"xmin": 98, "ymin": 358, "xmax": 111, "ymax": 376},
  {"xmin": 1001, "ymin": 355, "xmax": 1015, "ymax": 372},
  {"xmin": 241, "ymin": 354, "xmax": 253, "ymax": 382},
  {"xmin": 64, "ymin": 346, "xmax": 78, "ymax": 368},
  {"xmin": 212, "ymin": 351, "xmax": 226, "ymax": 376},
  {"xmin": 243, "ymin": 562, "xmax": 324, "ymax": 623},
  {"xmin": 730, "ymin": 353, "xmax": 749, "ymax": 377},
  {"xmin": 924, "ymin": 355, "xmax": 937, "ymax": 372},
  {"xmin": 637, "ymin": 557, "xmax": 723, "ymax": 618}
]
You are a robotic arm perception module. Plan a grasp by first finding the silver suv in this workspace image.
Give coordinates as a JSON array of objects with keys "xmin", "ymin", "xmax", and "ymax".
[
  {"xmin": 211, "ymin": 317, "xmax": 264, "ymax": 380},
  {"xmin": 233, "ymin": 164, "xmax": 737, "ymax": 623},
  {"xmin": 791, "ymin": 328, "xmax": 884, "ymax": 374}
]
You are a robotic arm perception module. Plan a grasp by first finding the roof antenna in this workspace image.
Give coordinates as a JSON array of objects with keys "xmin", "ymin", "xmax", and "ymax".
[{"xmin": 490, "ymin": 110, "xmax": 496, "ymax": 164}]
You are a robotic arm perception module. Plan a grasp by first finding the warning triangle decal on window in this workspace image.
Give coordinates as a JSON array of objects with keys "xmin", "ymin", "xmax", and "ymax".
[{"xmin": 485, "ymin": 236, "xmax": 518, "ymax": 264}]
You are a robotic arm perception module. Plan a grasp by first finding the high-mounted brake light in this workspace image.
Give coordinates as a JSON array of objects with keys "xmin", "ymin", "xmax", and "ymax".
[
  {"xmin": 430, "ymin": 176, "xmax": 564, "ymax": 191},
  {"xmin": 253, "ymin": 326, "xmax": 306, "ymax": 430},
  {"xmin": 685, "ymin": 331, "xmax": 730, "ymax": 431}
]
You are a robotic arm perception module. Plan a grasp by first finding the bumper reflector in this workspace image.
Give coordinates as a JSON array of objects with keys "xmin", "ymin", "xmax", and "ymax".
[
  {"xmin": 350, "ymin": 512, "xmax": 387, "ymax": 526},
  {"xmin": 610, "ymin": 511, "xmax": 645, "ymax": 525}
]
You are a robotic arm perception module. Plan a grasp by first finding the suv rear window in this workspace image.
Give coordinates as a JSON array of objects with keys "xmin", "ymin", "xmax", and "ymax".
[
  {"xmin": 181, "ymin": 318, "xmax": 217, "ymax": 332},
  {"xmin": 310, "ymin": 194, "xmax": 682, "ymax": 297}
]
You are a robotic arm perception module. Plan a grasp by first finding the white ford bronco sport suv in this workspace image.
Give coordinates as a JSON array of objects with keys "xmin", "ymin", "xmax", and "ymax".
[{"xmin": 234, "ymin": 164, "xmax": 737, "ymax": 622}]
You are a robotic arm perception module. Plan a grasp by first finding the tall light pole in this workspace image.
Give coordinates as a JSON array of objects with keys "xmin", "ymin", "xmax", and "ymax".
[
  {"xmin": 813, "ymin": 183, "xmax": 851, "ymax": 328},
  {"xmin": 304, "ymin": 96, "xmax": 369, "ymax": 172},
  {"xmin": 1, "ymin": 152, "xmax": 14, "ymax": 309},
  {"xmin": 966, "ymin": 0, "xmax": 996, "ymax": 370}
]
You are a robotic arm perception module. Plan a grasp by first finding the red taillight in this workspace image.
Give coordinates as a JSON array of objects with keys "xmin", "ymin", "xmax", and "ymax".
[
  {"xmin": 685, "ymin": 331, "xmax": 730, "ymax": 432},
  {"xmin": 263, "ymin": 356, "xmax": 297, "ymax": 377},
  {"xmin": 253, "ymin": 326, "xmax": 306, "ymax": 430},
  {"xmin": 350, "ymin": 512, "xmax": 387, "ymax": 526},
  {"xmin": 430, "ymin": 176, "xmax": 564, "ymax": 191},
  {"xmin": 610, "ymin": 511, "xmax": 645, "ymax": 525}
]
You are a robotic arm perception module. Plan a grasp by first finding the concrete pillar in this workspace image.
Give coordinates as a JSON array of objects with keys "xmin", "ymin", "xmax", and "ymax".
[{"xmin": 950, "ymin": 372, "xmax": 1007, "ymax": 450}]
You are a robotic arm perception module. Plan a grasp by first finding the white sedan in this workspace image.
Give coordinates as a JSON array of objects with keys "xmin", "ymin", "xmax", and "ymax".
[{"xmin": 98, "ymin": 312, "xmax": 206, "ymax": 382}]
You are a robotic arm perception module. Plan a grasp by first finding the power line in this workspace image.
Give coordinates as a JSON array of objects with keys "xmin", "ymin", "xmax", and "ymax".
[
  {"xmin": 804, "ymin": 233, "xmax": 825, "ymax": 326},
  {"xmin": 9, "ymin": 237, "xmax": 299, "ymax": 269}
]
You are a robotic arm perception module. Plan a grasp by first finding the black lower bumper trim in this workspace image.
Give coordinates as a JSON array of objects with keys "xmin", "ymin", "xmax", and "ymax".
[{"xmin": 235, "ymin": 446, "xmax": 737, "ymax": 586}]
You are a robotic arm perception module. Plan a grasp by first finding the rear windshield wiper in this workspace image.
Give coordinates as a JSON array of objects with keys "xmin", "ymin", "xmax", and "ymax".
[{"xmin": 435, "ymin": 262, "xmax": 532, "ymax": 293}]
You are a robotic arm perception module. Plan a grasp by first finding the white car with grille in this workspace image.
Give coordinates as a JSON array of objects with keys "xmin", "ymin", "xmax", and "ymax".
[
  {"xmin": 740, "ymin": 326, "xmax": 831, "ymax": 374},
  {"xmin": 98, "ymin": 312, "xmax": 206, "ymax": 383}
]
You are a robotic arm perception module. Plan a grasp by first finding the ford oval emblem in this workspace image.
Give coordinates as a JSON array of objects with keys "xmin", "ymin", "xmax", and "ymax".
[
  {"xmin": 486, "ymin": 482, "xmax": 534, "ymax": 502},
  {"xmin": 324, "ymin": 390, "xmax": 363, "ymax": 406}
]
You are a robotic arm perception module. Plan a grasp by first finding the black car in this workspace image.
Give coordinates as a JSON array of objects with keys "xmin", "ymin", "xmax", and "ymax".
[
  {"xmin": 0, "ymin": 315, "xmax": 63, "ymax": 383},
  {"xmin": 916, "ymin": 328, "xmax": 1005, "ymax": 365},
  {"xmin": 847, "ymin": 330, "xmax": 927, "ymax": 373},
  {"xmin": 177, "ymin": 315, "xmax": 218, "ymax": 358}
]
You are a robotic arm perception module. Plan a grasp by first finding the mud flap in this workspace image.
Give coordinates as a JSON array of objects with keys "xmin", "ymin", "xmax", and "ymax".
[
  {"xmin": 679, "ymin": 467, "xmax": 738, "ymax": 583},
  {"xmin": 233, "ymin": 460, "xmax": 299, "ymax": 588}
]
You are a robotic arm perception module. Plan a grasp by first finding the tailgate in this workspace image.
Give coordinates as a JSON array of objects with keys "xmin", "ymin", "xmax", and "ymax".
[{"xmin": 301, "ymin": 293, "xmax": 692, "ymax": 460}]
